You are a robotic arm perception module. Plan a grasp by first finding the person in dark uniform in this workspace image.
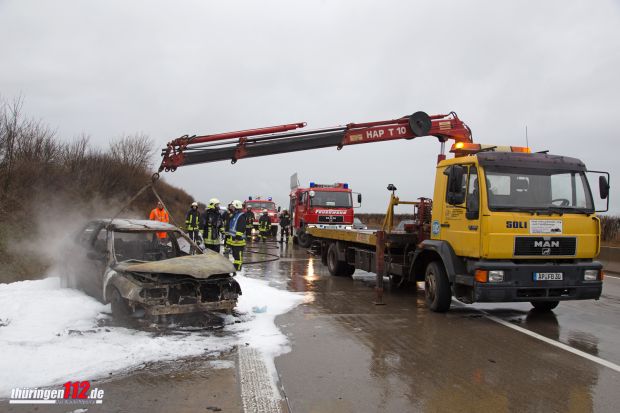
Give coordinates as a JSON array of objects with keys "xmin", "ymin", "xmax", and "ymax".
[
  {"xmin": 202, "ymin": 198, "xmax": 223, "ymax": 253},
  {"xmin": 185, "ymin": 202, "xmax": 201, "ymax": 243},
  {"xmin": 245, "ymin": 206, "xmax": 255, "ymax": 240},
  {"xmin": 279, "ymin": 209, "xmax": 291, "ymax": 243},
  {"xmin": 258, "ymin": 209, "xmax": 271, "ymax": 242},
  {"xmin": 226, "ymin": 200, "xmax": 247, "ymax": 271}
]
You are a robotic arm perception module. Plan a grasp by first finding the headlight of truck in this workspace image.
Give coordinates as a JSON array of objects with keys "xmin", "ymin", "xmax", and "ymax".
[
  {"xmin": 584, "ymin": 269, "xmax": 599, "ymax": 281},
  {"xmin": 488, "ymin": 270, "xmax": 504, "ymax": 282}
]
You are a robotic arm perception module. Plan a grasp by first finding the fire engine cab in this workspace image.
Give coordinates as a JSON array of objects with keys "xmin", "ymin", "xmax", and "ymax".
[
  {"xmin": 244, "ymin": 197, "xmax": 280, "ymax": 236},
  {"xmin": 289, "ymin": 182, "xmax": 361, "ymax": 247}
]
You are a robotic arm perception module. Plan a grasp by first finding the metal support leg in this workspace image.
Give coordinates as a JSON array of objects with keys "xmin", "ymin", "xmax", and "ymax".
[{"xmin": 374, "ymin": 230, "xmax": 386, "ymax": 305}]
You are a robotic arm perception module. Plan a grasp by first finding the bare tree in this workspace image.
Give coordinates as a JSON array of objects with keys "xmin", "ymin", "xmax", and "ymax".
[{"xmin": 109, "ymin": 133, "xmax": 155, "ymax": 172}]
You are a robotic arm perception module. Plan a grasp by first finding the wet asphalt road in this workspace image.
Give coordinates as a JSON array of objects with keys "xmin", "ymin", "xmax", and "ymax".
[
  {"xmin": 4, "ymin": 241, "xmax": 619, "ymax": 412},
  {"xmin": 243, "ymin": 242, "xmax": 620, "ymax": 413}
]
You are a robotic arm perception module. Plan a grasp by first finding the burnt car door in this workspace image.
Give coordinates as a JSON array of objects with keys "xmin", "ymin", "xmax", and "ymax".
[{"xmin": 66, "ymin": 221, "xmax": 110, "ymax": 301}]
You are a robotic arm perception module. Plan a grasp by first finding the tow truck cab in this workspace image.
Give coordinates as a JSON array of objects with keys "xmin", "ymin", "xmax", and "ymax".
[
  {"xmin": 425, "ymin": 150, "xmax": 609, "ymax": 307},
  {"xmin": 290, "ymin": 182, "xmax": 360, "ymax": 247}
]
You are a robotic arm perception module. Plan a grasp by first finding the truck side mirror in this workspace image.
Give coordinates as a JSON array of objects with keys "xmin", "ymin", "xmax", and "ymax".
[
  {"xmin": 278, "ymin": 206, "xmax": 281, "ymax": 212},
  {"xmin": 599, "ymin": 176, "xmax": 610, "ymax": 199},
  {"xmin": 357, "ymin": 193, "xmax": 362, "ymax": 203}
]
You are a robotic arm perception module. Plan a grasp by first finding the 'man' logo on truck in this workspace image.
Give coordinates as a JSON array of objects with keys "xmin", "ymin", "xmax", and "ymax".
[{"xmin": 534, "ymin": 240, "xmax": 560, "ymax": 248}]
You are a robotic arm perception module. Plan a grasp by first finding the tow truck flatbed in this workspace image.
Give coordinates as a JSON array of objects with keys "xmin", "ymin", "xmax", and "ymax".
[{"xmin": 306, "ymin": 227, "xmax": 417, "ymax": 247}]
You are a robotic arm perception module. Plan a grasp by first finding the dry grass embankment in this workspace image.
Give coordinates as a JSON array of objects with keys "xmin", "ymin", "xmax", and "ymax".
[{"xmin": 0, "ymin": 97, "xmax": 194, "ymax": 282}]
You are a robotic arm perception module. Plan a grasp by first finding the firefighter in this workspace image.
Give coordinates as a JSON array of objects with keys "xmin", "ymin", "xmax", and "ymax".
[
  {"xmin": 185, "ymin": 201, "xmax": 201, "ymax": 243},
  {"xmin": 226, "ymin": 200, "xmax": 247, "ymax": 271},
  {"xmin": 222, "ymin": 203, "xmax": 235, "ymax": 256},
  {"xmin": 202, "ymin": 198, "xmax": 223, "ymax": 253},
  {"xmin": 149, "ymin": 201, "xmax": 169, "ymax": 240},
  {"xmin": 279, "ymin": 209, "xmax": 291, "ymax": 243},
  {"xmin": 245, "ymin": 206, "xmax": 255, "ymax": 240},
  {"xmin": 258, "ymin": 209, "xmax": 271, "ymax": 242}
]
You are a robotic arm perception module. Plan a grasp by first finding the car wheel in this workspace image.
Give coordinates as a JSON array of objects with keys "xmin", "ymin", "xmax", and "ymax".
[
  {"xmin": 110, "ymin": 288, "xmax": 132, "ymax": 319},
  {"xmin": 530, "ymin": 301, "xmax": 559, "ymax": 312},
  {"xmin": 424, "ymin": 261, "xmax": 451, "ymax": 312},
  {"xmin": 298, "ymin": 231, "xmax": 313, "ymax": 248},
  {"xmin": 327, "ymin": 243, "xmax": 355, "ymax": 277}
]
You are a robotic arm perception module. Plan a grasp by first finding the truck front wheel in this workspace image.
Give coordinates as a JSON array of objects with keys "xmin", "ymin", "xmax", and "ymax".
[
  {"xmin": 327, "ymin": 243, "xmax": 355, "ymax": 277},
  {"xmin": 424, "ymin": 261, "xmax": 451, "ymax": 312},
  {"xmin": 298, "ymin": 231, "xmax": 313, "ymax": 248},
  {"xmin": 530, "ymin": 301, "xmax": 559, "ymax": 312}
]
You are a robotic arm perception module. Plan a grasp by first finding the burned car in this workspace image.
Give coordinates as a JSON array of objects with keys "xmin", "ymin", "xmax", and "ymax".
[{"xmin": 62, "ymin": 219, "xmax": 241, "ymax": 319}]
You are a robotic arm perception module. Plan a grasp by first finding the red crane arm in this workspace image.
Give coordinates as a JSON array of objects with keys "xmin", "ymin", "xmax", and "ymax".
[{"xmin": 158, "ymin": 111, "xmax": 472, "ymax": 172}]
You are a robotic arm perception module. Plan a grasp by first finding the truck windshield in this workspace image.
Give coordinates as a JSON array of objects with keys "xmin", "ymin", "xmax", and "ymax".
[
  {"xmin": 484, "ymin": 167, "xmax": 594, "ymax": 213},
  {"xmin": 310, "ymin": 191, "xmax": 352, "ymax": 208},
  {"xmin": 247, "ymin": 202, "xmax": 275, "ymax": 210}
]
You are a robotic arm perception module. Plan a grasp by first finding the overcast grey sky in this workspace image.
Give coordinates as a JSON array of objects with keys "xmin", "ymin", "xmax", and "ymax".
[{"xmin": 1, "ymin": 0, "xmax": 619, "ymax": 213}]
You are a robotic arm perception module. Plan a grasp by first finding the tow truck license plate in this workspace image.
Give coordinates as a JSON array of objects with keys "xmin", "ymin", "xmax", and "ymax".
[{"xmin": 534, "ymin": 272, "xmax": 563, "ymax": 281}]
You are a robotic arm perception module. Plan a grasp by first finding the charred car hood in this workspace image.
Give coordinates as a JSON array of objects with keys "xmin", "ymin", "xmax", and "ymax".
[{"xmin": 115, "ymin": 252, "xmax": 236, "ymax": 279}]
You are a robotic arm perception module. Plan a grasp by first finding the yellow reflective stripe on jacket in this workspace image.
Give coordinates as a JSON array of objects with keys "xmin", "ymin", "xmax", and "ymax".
[{"xmin": 226, "ymin": 239, "xmax": 246, "ymax": 247}]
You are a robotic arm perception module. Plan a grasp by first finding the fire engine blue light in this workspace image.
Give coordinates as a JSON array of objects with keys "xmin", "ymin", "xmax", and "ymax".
[
  {"xmin": 309, "ymin": 182, "xmax": 315, "ymax": 187},
  {"xmin": 343, "ymin": 183, "xmax": 349, "ymax": 189},
  {"xmin": 249, "ymin": 196, "xmax": 253, "ymax": 200},
  {"xmin": 268, "ymin": 197, "xmax": 272, "ymax": 201}
]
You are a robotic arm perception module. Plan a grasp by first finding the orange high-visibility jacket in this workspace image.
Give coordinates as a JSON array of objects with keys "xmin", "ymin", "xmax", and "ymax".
[{"xmin": 149, "ymin": 207, "xmax": 170, "ymax": 239}]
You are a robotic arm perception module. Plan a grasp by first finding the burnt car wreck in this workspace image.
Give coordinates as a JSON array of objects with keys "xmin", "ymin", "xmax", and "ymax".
[{"xmin": 62, "ymin": 219, "xmax": 241, "ymax": 319}]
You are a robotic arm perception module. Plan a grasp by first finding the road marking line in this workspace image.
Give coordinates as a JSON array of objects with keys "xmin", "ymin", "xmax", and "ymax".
[
  {"xmin": 238, "ymin": 346, "xmax": 282, "ymax": 413},
  {"xmin": 605, "ymin": 274, "xmax": 620, "ymax": 280},
  {"xmin": 482, "ymin": 312, "xmax": 620, "ymax": 373}
]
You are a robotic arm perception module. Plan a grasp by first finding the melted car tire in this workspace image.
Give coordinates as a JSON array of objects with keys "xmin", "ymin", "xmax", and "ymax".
[
  {"xmin": 424, "ymin": 261, "xmax": 451, "ymax": 312},
  {"xmin": 327, "ymin": 243, "xmax": 355, "ymax": 277},
  {"xmin": 111, "ymin": 288, "xmax": 132, "ymax": 319},
  {"xmin": 531, "ymin": 300, "xmax": 559, "ymax": 312}
]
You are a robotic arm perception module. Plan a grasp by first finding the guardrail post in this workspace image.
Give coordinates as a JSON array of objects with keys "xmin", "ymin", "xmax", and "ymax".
[{"xmin": 374, "ymin": 230, "xmax": 386, "ymax": 305}]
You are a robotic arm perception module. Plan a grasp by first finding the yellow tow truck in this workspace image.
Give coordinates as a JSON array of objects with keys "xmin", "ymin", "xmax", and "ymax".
[{"xmin": 310, "ymin": 143, "xmax": 610, "ymax": 311}]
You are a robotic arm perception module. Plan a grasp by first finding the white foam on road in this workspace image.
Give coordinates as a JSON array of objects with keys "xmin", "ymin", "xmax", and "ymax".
[{"xmin": 0, "ymin": 274, "xmax": 304, "ymax": 399}]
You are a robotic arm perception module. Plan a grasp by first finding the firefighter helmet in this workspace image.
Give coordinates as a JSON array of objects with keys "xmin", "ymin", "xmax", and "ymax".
[
  {"xmin": 191, "ymin": 201, "xmax": 198, "ymax": 207},
  {"xmin": 232, "ymin": 200, "xmax": 243, "ymax": 209},
  {"xmin": 262, "ymin": 208, "xmax": 268, "ymax": 214},
  {"xmin": 209, "ymin": 198, "xmax": 220, "ymax": 205}
]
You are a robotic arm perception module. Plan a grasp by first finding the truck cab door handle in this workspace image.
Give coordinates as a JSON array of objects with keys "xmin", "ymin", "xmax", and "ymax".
[{"xmin": 441, "ymin": 223, "xmax": 450, "ymax": 228}]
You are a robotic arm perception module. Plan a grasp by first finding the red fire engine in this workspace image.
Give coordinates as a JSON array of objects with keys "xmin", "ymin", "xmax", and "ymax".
[
  {"xmin": 289, "ymin": 181, "xmax": 361, "ymax": 247},
  {"xmin": 244, "ymin": 196, "xmax": 280, "ymax": 236}
]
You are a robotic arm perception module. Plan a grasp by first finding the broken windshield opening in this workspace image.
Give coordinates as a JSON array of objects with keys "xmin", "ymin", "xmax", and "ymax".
[{"xmin": 113, "ymin": 231, "xmax": 182, "ymax": 262}]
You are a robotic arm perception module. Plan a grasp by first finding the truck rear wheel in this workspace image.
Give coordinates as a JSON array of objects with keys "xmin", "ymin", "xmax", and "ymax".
[
  {"xmin": 424, "ymin": 261, "xmax": 451, "ymax": 312},
  {"xmin": 327, "ymin": 243, "xmax": 355, "ymax": 277},
  {"xmin": 530, "ymin": 301, "xmax": 559, "ymax": 312},
  {"xmin": 298, "ymin": 231, "xmax": 313, "ymax": 248}
]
